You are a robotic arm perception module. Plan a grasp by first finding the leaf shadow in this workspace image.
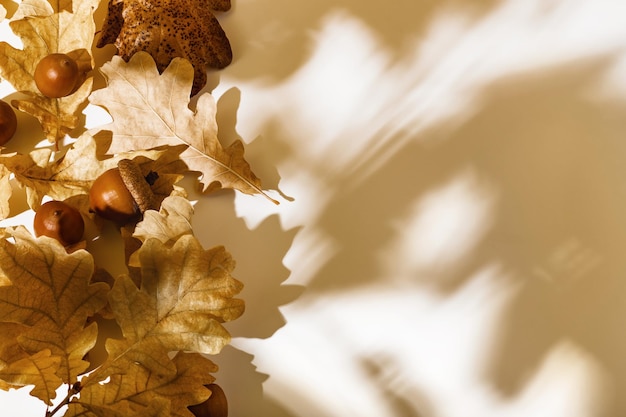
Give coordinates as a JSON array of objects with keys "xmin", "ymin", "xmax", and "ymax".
[
  {"xmin": 448, "ymin": 61, "xmax": 626, "ymax": 413},
  {"xmin": 224, "ymin": 0, "xmax": 502, "ymax": 84},
  {"xmin": 191, "ymin": 191, "xmax": 302, "ymax": 416},
  {"xmin": 215, "ymin": 345, "xmax": 296, "ymax": 417},
  {"xmin": 260, "ymin": 49, "xmax": 626, "ymax": 415}
]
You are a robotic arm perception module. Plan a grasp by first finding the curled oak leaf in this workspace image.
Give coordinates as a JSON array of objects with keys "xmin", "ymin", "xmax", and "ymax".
[
  {"xmin": 90, "ymin": 53, "xmax": 278, "ymax": 204},
  {"xmin": 69, "ymin": 353, "xmax": 216, "ymax": 417},
  {"xmin": 98, "ymin": 0, "xmax": 232, "ymax": 95},
  {"xmin": 83, "ymin": 235, "xmax": 244, "ymax": 390},
  {"xmin": 0, "ymin": 132, "xmax": 185, "ymax": 214},
  {"xmin": 0, "ymin": 227, "xmax": 109, "ymax": 392},
  {"xmin": 0, "ymin": 0, "xmax": 98, "ymax": 144}
]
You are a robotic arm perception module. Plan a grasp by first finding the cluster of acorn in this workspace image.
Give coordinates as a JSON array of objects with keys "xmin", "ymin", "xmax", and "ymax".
[{"xmin": 2, "ymin": 53, "xmax": 229, "ymax": 417}]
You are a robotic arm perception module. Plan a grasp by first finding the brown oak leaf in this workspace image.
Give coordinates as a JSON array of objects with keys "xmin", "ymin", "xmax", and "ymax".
[
  {"xmin": 0, "ymin": 226, "xmax": 109, "ymax": 398},
  {"xmin": 90, "ymin": 52, "xmax": 278, "ymax": 203},
  {"xmin": 68, "ymin": 353, "xmax": 215, "ymax": 417},
  {"xmin": 79, "ymin": 234, "xmax": 243, "ymax": 415},
  {"xmin": 98, "ymin": 0, "xmax": 232, "ymax": 95}
]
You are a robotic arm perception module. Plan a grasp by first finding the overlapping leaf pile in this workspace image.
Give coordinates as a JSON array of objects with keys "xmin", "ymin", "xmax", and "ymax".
[{"xmin": 0, "ymin": 0, "xmax": 270, "ymax": 415}]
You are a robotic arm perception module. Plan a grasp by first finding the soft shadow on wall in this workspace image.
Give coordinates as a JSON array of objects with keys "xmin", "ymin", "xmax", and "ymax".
[
  {"xmin": 210, "ymin": 0, "xmax": 626, "ymax": 416},
  {"xmin": 223, "ymin": 0, "xmax": 501, "ymax": 83},
  {"xmin": 468, "ymin": 61, "xmax": 626, "ymax": 414}
]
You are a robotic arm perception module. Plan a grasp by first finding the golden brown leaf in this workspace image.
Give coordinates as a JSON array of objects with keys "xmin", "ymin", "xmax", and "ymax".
[
  {"xmin": 90, "ymin": 52, "xmax": 278, "ymax": 203},
  {"xmin": 80, "ymin": 235, "xmax": 243, "ymax": 414},
  {"xmin": 69, "ymin": 353, "xmax": 215, "ymax": 417},
  {"xmin": 0, "ymin": 226, "xmax": 109, "ymax": 394},
  {"xmin": 98, "ymin": 0, "xmax": 232, "ymax": 95},
  {"xmin": 0, "ymin": 321, "xmax": 64, "ymax": 403},
  {"xmin": 0, "ymin": 0, "xmax": 98, "ymax": 144},
  {"xmin": 0, "ymin": 348, "xmax": 63, "ymax": 405}
]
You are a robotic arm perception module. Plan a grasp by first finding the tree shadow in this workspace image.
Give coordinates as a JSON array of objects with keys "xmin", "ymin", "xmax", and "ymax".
[
  {"xmin": 223, "ymin": 0, "xmax": 502, "ymax": 83},
  {"xmin": 452, "ymin": 61, "xmax": 626, "ymax": 413},
  {"xmin": 283, "ymin": 47, "xmax": 626, "ymax": 412}
]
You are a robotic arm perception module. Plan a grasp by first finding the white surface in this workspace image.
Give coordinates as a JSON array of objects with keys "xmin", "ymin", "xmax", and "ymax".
[{"xmin": 2, "ymin": 0, "xmax": 626, "ymax": 416}]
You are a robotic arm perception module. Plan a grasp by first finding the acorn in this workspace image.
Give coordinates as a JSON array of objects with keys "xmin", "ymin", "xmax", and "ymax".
[
  {"xmin": 33, "ymin": 200, "xmax": 85, "ymax": 246},
  {"xmin": 188, "ymin": 384, "xmax": 228, "ymax": 417},
  {"xmin": 0, "ymin": 100, "xmax": 17, "ymax": 146},
  {"xmin": 89, "ymin": 159, "xmax": 158, "ymax": 225},
  {"xmin": 34, "ymin": 53, "xmax": 80, "ymax": 98}
]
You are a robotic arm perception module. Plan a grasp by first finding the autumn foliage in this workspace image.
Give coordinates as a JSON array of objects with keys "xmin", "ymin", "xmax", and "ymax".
[{"xmin": 0, "ymin": 0, "xmax": 269, "ymax": 415}]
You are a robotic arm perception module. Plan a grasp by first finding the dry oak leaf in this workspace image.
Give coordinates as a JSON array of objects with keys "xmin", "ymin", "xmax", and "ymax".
[
  {"xmin": 0, "ymin": 0, "xmax": 97, "ymax": 144},
  {"xmin": 80, "ymin": 235, "xmax": 243, "ymax": 414},
  {"xmin": 98, "ymin": 0, "xmax": 232, "ymax": 95},
  {"xmin": 0, "ymin": 226, "xmax": 109, "ymax": 400},
  {"xmin": 90, "ymin": 52, "xmax": 278, "ymax": 204},
  {"xmin": 0, "ymin": 164, "xmax": 12, "ymax": 220},
  {"xmin": 133, "ymin": 195, "xmax": 194, "ymax": 248},
  {"xmin": 68, "ymin": 353, "xmax": 216, "ymax": 417},
  {"xmin": 0, "ymin": 347, "xmax": 63, "ymax": 405},
  {"xmin": 0, "ymin": 320, "xmax": 63, "ymax": 404},
  {"xmin": 0, "ymin": 132, "xmax": 186, "ymax": 214}
]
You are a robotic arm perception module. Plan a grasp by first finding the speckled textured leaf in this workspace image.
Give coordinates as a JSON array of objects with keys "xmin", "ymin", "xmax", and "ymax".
[{"xmin": 98, "ymin": 0, "xmax": 232, "ymax": 95}]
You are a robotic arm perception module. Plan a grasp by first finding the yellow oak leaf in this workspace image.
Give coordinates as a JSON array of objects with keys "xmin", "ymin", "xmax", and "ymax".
[
  {"xmin": 69, "ymin": 353, "xmax": 215, "ymax": 417},
  {"xmin": 0, "ymin": 0, "xmax": 98, "ymax": 144},
  {"xmin": 0, "ymin": 348, "xmax": 63, "ymax": 405},
  {"xmin": 0, "ymin": 321, "xmax": 64, "ymax": 404},
  {"xmin": 79, "ymin": 234, "xmax": 243, "ymax": 414},
  {"xmin": 0, "ymin": 227, "xmax": 109, "ymax": 394},
  {"xmin": 98, "ymin": 0, "xmax": 232, "ymax": 95},
  {"xmin": 90, "ymin": 52, "xmax": 278, "ymax": 204}
]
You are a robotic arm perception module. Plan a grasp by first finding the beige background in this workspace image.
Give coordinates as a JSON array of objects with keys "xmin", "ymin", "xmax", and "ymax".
[{"xmin": 2, "ymin": 0, "xmax": 626, "ymax": 416}]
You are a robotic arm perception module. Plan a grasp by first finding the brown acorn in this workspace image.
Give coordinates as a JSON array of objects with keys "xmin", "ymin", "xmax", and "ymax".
[
  {"xmin": 33, "ymin": 200, "xmax": 85, "ymax": 246},
  {"xmin": 34, "ymin": 53, "xmax": 80, "ymax": 98},
  {"xmin": 89, "ymin": 159, "xmax": 158, "ymax": 225},
  {"xmin": 0, "ymin": 100, "xmax": 17, "ymax": 146}
]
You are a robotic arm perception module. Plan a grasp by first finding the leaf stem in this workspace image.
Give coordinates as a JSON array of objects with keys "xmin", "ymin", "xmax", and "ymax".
[{"xmin": 46, "ymin": 382, "xmax": 81, "ymax": 417}]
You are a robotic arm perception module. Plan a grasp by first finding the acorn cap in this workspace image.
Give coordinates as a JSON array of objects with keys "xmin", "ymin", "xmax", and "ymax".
[{"xmin": 117, "ymin": 159, "xmax": 157, "ymax": 213}]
